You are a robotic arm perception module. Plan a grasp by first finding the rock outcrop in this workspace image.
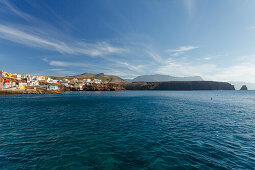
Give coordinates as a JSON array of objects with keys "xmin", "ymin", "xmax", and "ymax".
[
  {"xmin": 123, "ymin": 81, "xmax": 235, "ymax": 90},
  {"xmin": 83, "ymin": 83, "xmax": 125, "ymax": 91},
  {"xmin": 240, "ymin": 85, "xmax": 248, "ymax": 90}
]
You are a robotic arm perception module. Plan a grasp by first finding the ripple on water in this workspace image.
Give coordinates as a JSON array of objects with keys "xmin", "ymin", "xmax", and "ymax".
[{"xmin": 0, "ymin": 91, "xmax": 255, "ymax": 169}]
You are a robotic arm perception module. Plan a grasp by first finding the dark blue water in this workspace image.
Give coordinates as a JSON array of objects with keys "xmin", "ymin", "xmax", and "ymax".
[{"xmin": 1, "ymin": 91, "xmax": 255, "ymax": 169}]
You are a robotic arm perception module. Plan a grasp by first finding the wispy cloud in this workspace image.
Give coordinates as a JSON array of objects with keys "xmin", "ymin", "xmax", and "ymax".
[
  {"xmin": 0, "ymin": 24, "xmax": 126, "ymax": 56},
  {"xmin": 0, "ymin": 0, "xmax": 126, "ymax": 57},
  {"xmin": 166, "ymin": 46, "xmax": 199, "ymax": 57},
  {"xmin": 0, "ymin": 0, "xmax": 34, "ymax": 21},
  {"xmin": 46, "ymin": 58, "xmax": 145, "ymax": 76},
  {"xmin": 48, "ymin": 68, "xmax": 75, "ymax": 76},
  {"xmin": 248, "ymin": 26, "xmax": 255, "ymax": 30},
  {"xmin": 183, "ymin": 0, "xmax": 196, "ymax": 18},
  {"xmin": 117, "ymin": 61, "xmax": 145, "ymax": 73},
  {"xmin": 105, "ymin": 70, "xmax": 139, "ymax": 78},
  {"xmin": 166, "ymin": 46, "xmax": 199, "ymax": 53},
  {"xmin": 49, "ymin": 61, "xmax": 93, "ymax": 67},
  {"xmin": 0, "ymin": 0, "xmax": 146, "ymax": 77},
  {"xmin": 147, "ymin": 51, "xmax": 164, "ymax": 63},
  {"xmin": 203, "ymin": 57, "xmax": 211, "ymax": 61}
]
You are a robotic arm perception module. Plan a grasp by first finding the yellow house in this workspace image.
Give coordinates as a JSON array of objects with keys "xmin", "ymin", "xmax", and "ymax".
[
  {"xmin": 39, "ymin": 76, "xmax": 46, "ymax": 81},
  {"xmin": 18, "ymin": 86, "xmax": 26, "ymax": 90}
]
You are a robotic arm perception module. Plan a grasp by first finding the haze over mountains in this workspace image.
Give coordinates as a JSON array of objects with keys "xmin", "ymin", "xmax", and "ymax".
[{"xmin": 129, "ymin": 74, "xmax": 204, "ymax": 82}]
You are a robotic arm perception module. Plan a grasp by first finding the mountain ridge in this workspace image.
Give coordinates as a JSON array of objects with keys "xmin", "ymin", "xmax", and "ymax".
[{"xmin": 130, "ymin": 74, "xmax": 204, "ymax": 82}]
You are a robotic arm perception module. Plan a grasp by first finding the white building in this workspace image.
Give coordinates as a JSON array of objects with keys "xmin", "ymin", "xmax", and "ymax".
[
  {"xmin": 47, "ymin": 77, "xmax": 52, "ymax": 83},
  {"xmin": 17, "ymin": 74, "xmax": 22, "ymax": 80},
  {"xmin": 84, "ymin": 79, "xmax": 92, "ymax": 83},
  {"xmin": 47, "ymin": 78, "xmax": 58, "ymax": 84},
  {"xmin": 52, "ymin": 80, "xmax": 58, "ymax": 84},
  {"xmin": 27, "ymin": 76, "xmax": 40, "ymax": 86},
  {"xmin": 47, "ymin": 85, "xmax": 59, "ymax": 91},
  {"xmin": 61, "ymin": 80, "xmax": 70, "ymax": 87},
  {"xmin": 93, "ymin": 79, "xmax": 102, "ymax": 84}
]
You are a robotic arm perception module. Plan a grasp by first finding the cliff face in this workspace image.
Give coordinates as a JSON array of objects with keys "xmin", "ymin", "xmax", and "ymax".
[{"xmin": 124, "ymin": 81, "xmax": 235, "ymax": 90}]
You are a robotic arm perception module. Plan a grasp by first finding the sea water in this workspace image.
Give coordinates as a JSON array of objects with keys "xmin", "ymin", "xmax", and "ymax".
[{"xmin": 0, "ymin": 91, "xmax": 255, "ymax": 169}]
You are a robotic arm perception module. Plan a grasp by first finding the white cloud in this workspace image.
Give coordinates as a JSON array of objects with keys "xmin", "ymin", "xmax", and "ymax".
[
  {"xmin": 42, "ymin": 58, "xmax": 48, "ymax": 62},
  {"xmin": 207, "ymin": 63, "xmax": 255, "ymax": 82},
  {"xmin": 47, "ymin": 59, "xmax": 145, "ymax": 76},
  {"xmin": 49, "ymin": 61, "xmax": 91, "ymax": 67},
  {"xmin": 203, "ymin": 57, "xmax": 211, "ymax": 60},
  {"xmin": 156, "ymin": 58, "xmax": 216, "ymax": 77},
  {"xmin": 248, "ymin": 26, "xmax": 255, "ymax": 30},
  {"xmin": 105, "ymin": 70, "xmax": 139, "ymax": 78},
  {"xmin": 155, "ymin": 56, "xmax": 255, "ymax": 82},
  {"xmin": 147, "ymin": 51, "xmax": 164, "ymax": 63},
  {"xmin": 0, "ymin": 0, "xmax": 34, "ymax": 22},
  {"xmin": 166, "ymin": 46, "xmax": 199, "ymax": 57},
  {"xmin": 0, "ymin": 1, "xmax": 126, "ymax": 57},
  {"xmin": 0, "ymin": 24, "xmax": 126, "ymax": 56},
  {"xmin": 116, "ymin": 61, "xmax": 145, "ymax": 73},
  {"xmin": 48, "ymin": 68, "xmax": 75, "ymax": 76},
  {"xmin": 183, "ymin": 0, "xmax": 196, "ymax": 18},
  {"xmin": 166, "ymin": 46, "xmax": 199, "ymax": 53}
]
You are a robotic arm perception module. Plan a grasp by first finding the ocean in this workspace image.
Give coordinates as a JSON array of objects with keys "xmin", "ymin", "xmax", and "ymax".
[{"xmin": 0, "ymin": 91, "xmax": 255, "ymax": 169}]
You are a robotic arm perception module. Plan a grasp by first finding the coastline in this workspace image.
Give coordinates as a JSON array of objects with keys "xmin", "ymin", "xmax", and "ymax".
[
  {"xmin": 0, "ymin": 81, "xmax": 236, "ymax": 95},
  {"xmin": 0, "ymin": 89, "xmax": 60, "ymax": 95}
]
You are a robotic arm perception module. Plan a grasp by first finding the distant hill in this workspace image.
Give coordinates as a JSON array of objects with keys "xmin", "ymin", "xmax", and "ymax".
[
  {"xmin": 50, "ymin": 73, "xmax": 127, "ymax": 84},
  {"xmin": 131, "ymin": 74, "xmax": 203, "ymax": 82}
]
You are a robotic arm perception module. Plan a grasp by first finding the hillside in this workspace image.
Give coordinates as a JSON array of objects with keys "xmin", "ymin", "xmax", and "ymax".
[
  {"xmin": 50, "ymin": 73, "xmax": 127, "ymax": 84},
  {"xmin": 131, "ymin": 74, "xmax": 203, "ymax": 82}
]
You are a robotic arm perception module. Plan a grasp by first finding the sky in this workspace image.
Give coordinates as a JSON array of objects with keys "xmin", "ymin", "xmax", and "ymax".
[{"xmin": 1, "ymin": 0, "xmax": 255, "ymax": 82}]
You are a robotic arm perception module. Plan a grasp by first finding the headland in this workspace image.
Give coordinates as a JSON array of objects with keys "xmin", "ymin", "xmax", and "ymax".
[{"xmin": 0, "ymin": 70, "xmax": 235, "ymax": 95}]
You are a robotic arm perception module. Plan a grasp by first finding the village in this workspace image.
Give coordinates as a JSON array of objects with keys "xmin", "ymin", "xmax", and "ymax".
[{"xmin": 0, "ymin": 70, "xmax": 117, "ymax": 94}]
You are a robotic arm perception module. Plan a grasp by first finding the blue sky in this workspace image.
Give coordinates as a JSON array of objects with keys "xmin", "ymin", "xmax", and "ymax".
[{"xmin": 1, "ymin": 0, "xmax": 255, "ymax": 82}]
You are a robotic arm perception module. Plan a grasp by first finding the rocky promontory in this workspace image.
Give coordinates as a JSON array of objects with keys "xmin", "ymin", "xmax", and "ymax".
[
  {"xmin": 123, "ymin": 81, "xmax": 235, "ymax": 90},
  {"xmin": 240, "ymin": 85, "xmax": 248, "ymax": 90}
]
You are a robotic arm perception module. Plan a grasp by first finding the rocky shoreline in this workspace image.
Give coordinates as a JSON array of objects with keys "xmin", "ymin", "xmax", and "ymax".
[
  {"xmin": 0, "ymin": 89, "xmax": 60, "ymax": 95},
  {"xmin": 0, "ymin": 83, "xmax": 124, "ymax": 95}
]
